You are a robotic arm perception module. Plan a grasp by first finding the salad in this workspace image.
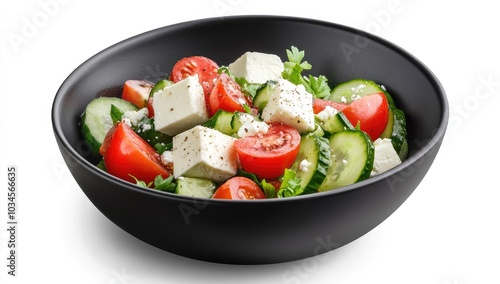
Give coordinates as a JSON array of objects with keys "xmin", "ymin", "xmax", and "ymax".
[{"xmin": 80, "ymin": 46, "xmax": 408, "ymax": 200}]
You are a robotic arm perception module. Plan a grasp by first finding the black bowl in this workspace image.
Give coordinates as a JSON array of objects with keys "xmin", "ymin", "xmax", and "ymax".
[{"xmin": 52, "ymin": 15, "xmax": 448, "ymax": 264}]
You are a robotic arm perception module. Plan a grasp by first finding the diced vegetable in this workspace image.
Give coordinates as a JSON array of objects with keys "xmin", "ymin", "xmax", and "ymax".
[
  {"xmin": 253, "ymin": 80, "xmax": 277, "ymax": 109},
  {"xmin": 289, "ymin": 133, "xmax": 331, "ymax": 194},
  {"xmin": 316, "ymin": 108, "xmax": 354, "ymax": 134},
  {"xmin": 122, "ymin": 80, "xmax": 154, "ymax": 108},
  {"xmin": 318, "ymin": 130, "xmax": 375, "ymax": 192},
  {"xmin": 212, "ymin": 177, "xmax": 266, "ymax": 200},
  {"xmin": 81, "ymin": 97, "xmax": 138, "ymax": 155},
  {"xmin": 175, "ymin": 177, "xmax": 217, "ymax": 198},
  {"xmin": 233, "ymin": 123, "xmax": 301, "ymax": 179},
  {"xmin": 328, "ymin": 78, "xmax": 395, "ymax": 107},
  {"xmin": 380, "ymin": 107, "xmax": 408, "ymax": 160},
  {"xmin": 341, "ymin": 92, "xmax": 389, "ymax": 141},
  {"xmin": 100, "ymin": 122, "xmax": 171, "ymax": 185}
]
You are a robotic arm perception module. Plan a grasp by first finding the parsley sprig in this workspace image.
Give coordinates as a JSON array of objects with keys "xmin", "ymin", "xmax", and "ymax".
[
  {"xmin": 282, "ymin": 46, "xmax": 331, "ymax": 99},
  {"xmin": 130, "ymin": 174, "xmax": 176, "ymax": 192}
]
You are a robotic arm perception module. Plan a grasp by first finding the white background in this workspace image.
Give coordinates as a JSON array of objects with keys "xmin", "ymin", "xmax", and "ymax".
[{"xmin": 1, "ymin": 0, "xmax": 499, "ymax": 283}]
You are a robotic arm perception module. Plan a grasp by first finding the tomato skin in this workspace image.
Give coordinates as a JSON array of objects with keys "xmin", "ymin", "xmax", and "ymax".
[
  {"xmin": 342, "ymin": 92, "xmax": 389, "ymax": 141},
  {"xmin": 212, "ymin": 177, "xmax": 266, "ymax": 200},
  {"xmin": 122, "ymin": 80, "xmax": 154, "ymax": 109},
  {"xmin": 170, "ymin": 56, "xmax": 219, "ymax": 98},
  {"xmin": 146, "ymin": 97, "xmax": 154, "ymax": 118},
  {"xmin": 313, "ymin": 98, "xmax": 348, "ymax": 114},
  {"xmin": 101, "ymin": 122, "xmax": 171, "ymax": 185},
  {"xmin": 208, "ymin": 73, "xmax": 249, "ymax": 116},
  {"xmin": 233, "ymin": 123, "xmax": 301, "ymax": 180}
]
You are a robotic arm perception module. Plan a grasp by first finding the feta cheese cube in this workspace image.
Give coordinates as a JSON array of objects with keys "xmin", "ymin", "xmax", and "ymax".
[
  {"xmin": 261, "ymin": 79, "xmax": 315, "ymax": 133},
  {"xmin": 153, "ymin": 75, "xmax": 209, "ymax": 136},
  {"xmin": 370, "ymin": 138, "xmax": 402, "ymax": 176},
  {"xmin": 228, "ymin": 51, "xmax": 284, "ymax": 84},
  {"xmin": 172, "ymin": 125, "xmax": 238, "ymax": 183}
]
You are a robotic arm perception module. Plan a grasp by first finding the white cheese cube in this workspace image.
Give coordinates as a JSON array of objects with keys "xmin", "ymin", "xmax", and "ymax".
[
  {"xmin": 370, "ymin": 138, "xmax": 402, "ymax": 176},
  {"xmin": 261, "ymin": 79, "xmax": 315, "ymax": 133},
  {"xmin": 153, "ymin": 75, "xmax": 209, "ymax": 136},
  {"xmin": 228, "ymin": 51, "xmax": 284, "ymax": 84},
  {"xmin": 172, "ymin": 125, "xmax": 238, "ymax": 183}
]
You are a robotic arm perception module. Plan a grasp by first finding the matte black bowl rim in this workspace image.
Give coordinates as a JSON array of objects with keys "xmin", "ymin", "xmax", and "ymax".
[{"xmin": 51, "ymin": 15, "xmax": 449, "ymax": 204}]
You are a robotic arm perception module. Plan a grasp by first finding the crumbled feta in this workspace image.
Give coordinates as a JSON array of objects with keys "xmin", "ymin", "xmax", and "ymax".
[
  {"xmin": 370, "ymin": 138, "xmax": 402, "ymax": 176},
  {"xmin": 299, "ymin": 159, "xmax": 311, "ymax": 172},
  {"xmin": 122, "ymin": 117, "xmax": 132, "ymax": 128},
  {"xmin": 351, "ymin": 94, "xmax": 361, "ymax": 102},
  {"xmin": 316, "ymin": 106, "xmax": 339, "ymax": 122},
  {"xmin": 351, "ymin": 84, "xmax": 366, "ymax": 94},
  {"xmin": 237, "ymin": 113, "xmax": 269, "ymax": 138},
  {"xmin": 161, "ymin": 150, "xmax": 173, "ymax": 163},
  {"xmin": 237, "ymin": 97, "xmax": 247, "ymax": 106},
  {"xmin": 122, "ymin": 108, "xmax": 148, "ymax": 126},
  {"xmin": 340, "ymin": 96, "xmax": 347, "ymax": 103},
  {"xmin": 160, "ymin": 151, "xmax": 173, "ymax": 168},
  {"xmin": 140, "ymin": 123, "xmax": 152, "ymax": 132}
]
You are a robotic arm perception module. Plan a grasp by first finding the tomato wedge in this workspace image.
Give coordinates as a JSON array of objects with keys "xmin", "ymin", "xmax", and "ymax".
[
  {"xmin": 208, "ymin": 73, "xmax": 250, "ymax": 116},
  {"xmin": 212, "ymin": 177, "xmax": 266, "ymax": 200},
  {"xmin": 170, "ymin": 56, "xmax": 219, "ymax": 98},
  {"xmin": 233, "ymin": 123, "xmax": 301, "ymax": 179},
  {"xmin": 146, "ymin": 97, "xmax": 154, "ymax": 118},
  {"xmin": 121, "ymin": 80, "xmax": 154, "ymax": 109},
  {"xmin": 342, "ymin": 92, "xmax": 389, "ymax": 141},
  {"xmin": 100, "ymin": 122, "xmax": 171, "ymax": 185},
  {"xmin": 313, "ymin": 98, "xmax": 348, "ymax": 114}
]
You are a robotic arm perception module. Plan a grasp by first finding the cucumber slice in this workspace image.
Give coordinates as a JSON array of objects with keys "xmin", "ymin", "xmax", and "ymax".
[
  {"xmin": 175, "ymin": 177, "xmax": 217, "ymax": 198},
  {"xmin": 290, "ymin": 133, "xmax": 331, "ymax": 194},
  {"xmin": 203, "ymin": 109, "xmax": 236, "ymax": 135},
  {"xmin": 316, "ymin": 111, "xmax": 354, "ymax": 134},
  {"xmin": 390, "ymin": 107, "xmax": 408, "ymax": 160},
  {"xmin": 203, "ymin": 110, "xmax": 263, "ymax": 137},
  {"xmin": 318, "ymin": 130, "xmax": 374, "ymax": 191},
  {"xmin": 328, "ymin": 78, "xmax": 395, "ymax": 107},
  {"xmin": 81, "ymin": 97, "xmax": 138, "ymax": 155},
  {"xmin": 380, "ymin": 107, "xmax": 408, "ymax": 160},
  {"xmin": 379, "ymin": 107, "xmax": 395, "ymax": 138},
  {"xmin": 253, "ymin": 80, "xmax": 277, "ymax": 110},
  {"xmin": 149, "ymin": 79, "xmax": 173, "ymax": 97}
]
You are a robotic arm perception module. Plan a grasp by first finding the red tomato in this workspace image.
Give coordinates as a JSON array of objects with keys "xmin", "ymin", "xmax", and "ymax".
[
  {"xmin": 233, "ymin": 123, "xmax": 301, "ymax": 180},
  {"xmin": 122, "ymin": 80, "xmax": 154, "ymax": 109},
  {"xmin": 208, "ymin": 73, "xmax": 249, "ymax": 116},
  {"xmin": 100, "ymin": 122, "xmax": 171, "ymax": 185},
  {"xmin": 146, "ymin": 97, "xmax": 154, "ymax": 118},
  {"xmin": 342, "ymin": 92, "xmax": 389, "ymax": 141},
  {"xmin": 170, "ymin": 56, "xmax": 219, "ymax": 98},
  {"xmin": 313, "ymin": 98, "xmax": 348, "ymax": 114},
  {"xmin": 212, "ymin": 177, "xmax": 266, "ymax": 200}
]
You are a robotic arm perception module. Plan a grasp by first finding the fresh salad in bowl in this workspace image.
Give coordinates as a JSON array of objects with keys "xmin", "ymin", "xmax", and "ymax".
[{"xmin": 80, "ymin": 46, "xmax": 408, "ymax": 200}]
